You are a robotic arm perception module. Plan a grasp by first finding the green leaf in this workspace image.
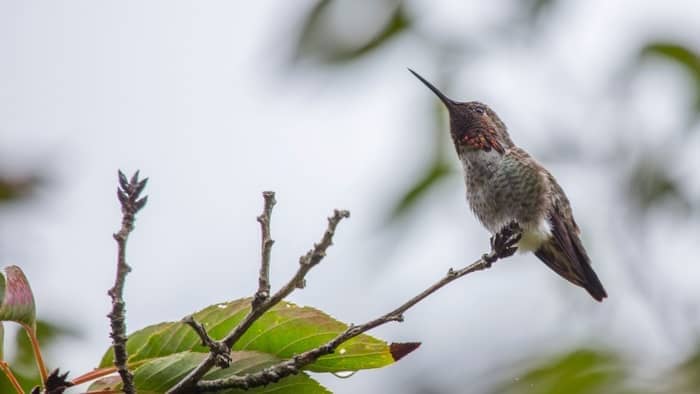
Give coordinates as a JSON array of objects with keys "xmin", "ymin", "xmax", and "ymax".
[
  {"xmin": 100, "ymin": 322, "xmax": 171, "ymax": 370},
  {"xmin": 293, "ymin": 0, "xmax": 331, "ymax": 59},
  {"xmin": 640, "ymin": 42, "xmax": 700, "ymax": 118},
  {"xmin": 389, "ymin": 159, "xmax": 454, "ymax": 221},
  {"xmin": 333, "ymin": 4, "xmax": 410, "ymax": 63},
  {"xmin": 86, "ymin": 375, "xmax": 121, "ymax": 392},
  {"xmin": 627, "ymin": 157, "xmax": 690, "ymax": 214},
  {"xmin": 293, "ymin": 0, "xmax": 411, "ymax": 64},
  {"xmin": 0, "ymin": 266, "xmax": 36, "ymax": 329},
  {"xmin": 99, "ymin": 298, "xmax": 418, "ymax": 373},
  {"xmin": 90, "ymin": 351, "xmax": 330, "ymax": 393},
  {"xmin": 641, "ymin": 43, "xmax": 700, "ymax": 75},
  {"xmin": 0, "ymin": 322, "xmax": 3, "ymax": 360},
  {"xmin": 493, "ymin": 349, "xmax": 634, "ymax": 394}
]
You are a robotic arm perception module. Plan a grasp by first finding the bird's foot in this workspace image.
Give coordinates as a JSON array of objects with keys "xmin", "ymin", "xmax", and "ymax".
[{"xmin": 483, "ymin": 222, "xmax": 522, "ymax": 266}]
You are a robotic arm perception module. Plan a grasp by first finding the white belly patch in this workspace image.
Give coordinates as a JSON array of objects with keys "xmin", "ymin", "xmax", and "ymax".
[{"xmin": 516, "ymin": 218, "xmax": 552, "ymax": 252}]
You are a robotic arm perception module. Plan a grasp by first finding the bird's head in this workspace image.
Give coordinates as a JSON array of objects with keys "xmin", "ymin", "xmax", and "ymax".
[{"xmin": 409, "ymin": 69, "xmax": 513, "ymax": 155}]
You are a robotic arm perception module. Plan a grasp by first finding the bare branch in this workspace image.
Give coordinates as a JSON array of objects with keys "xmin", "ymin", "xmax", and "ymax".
[
  {"xmin": 293, "ymin": 209, "xmax": 350, "ymax": 289},
  {"xmin": 166, "ymin": 207, "xmax": 350, "ymax": 394},
  {"xmin": 182, "ymin": 316, "xmax": 232, "ymax": 368},
  {"xmin": 107, "ymin": 170, "xmax": 148, "ymax": 394},
  {"xmin": 253, "ymin": 191, "xmax": 276, "ymax": 308},
  {"xmin": 196, "ymin": 224, "xmax": 522, "ymax": 391}
]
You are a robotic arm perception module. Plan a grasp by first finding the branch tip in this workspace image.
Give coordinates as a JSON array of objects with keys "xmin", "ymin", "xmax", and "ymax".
[
  {"xmin": 108, "ymin": 169, "xmax": 148, "ymax": 394},
  {"xmin": 254, "ymin": 191, "xmax": 277, "ymax": 308},
  {"xmin": 129, "ymin": 170, "xmax": 140, "ymax": 185},
  {"xmin": 183, "ymin": 316, "xmax": 231, "ymax": 368}
]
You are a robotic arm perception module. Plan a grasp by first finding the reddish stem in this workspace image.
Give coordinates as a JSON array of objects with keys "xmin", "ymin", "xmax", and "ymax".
[
  {"xmin": 0, "ymin": 361, "xmax": 24, "ymax": 394},
  {"xmin": 22, "ymin": 323, "xmax": 48, "ymax": 386},
  {"xmin": 71, "ymin": 366, "xmax": 119, "ymax": 386}
]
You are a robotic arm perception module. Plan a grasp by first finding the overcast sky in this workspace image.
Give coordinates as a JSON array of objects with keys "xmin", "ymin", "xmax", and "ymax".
[{"xmin": 1, "ymin": 1, "xmax": 700, "ymax": 393}]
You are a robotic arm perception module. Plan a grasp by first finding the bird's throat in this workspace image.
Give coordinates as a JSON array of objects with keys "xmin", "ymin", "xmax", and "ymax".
[{"xmin": 461, "ymin": 132, "xmax": 505, "ymax": 154}]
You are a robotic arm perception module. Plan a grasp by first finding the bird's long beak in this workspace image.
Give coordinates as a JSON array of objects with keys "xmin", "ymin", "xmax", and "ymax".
[{"xmin": 408, "ymin": 68, "xmax": 456, "ymax": 110}]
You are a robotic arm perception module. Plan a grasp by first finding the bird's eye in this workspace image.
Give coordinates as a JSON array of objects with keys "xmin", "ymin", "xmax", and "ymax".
[{"xmin": 474, "ymin": 107, "xmax": 484, "ymax": 114}]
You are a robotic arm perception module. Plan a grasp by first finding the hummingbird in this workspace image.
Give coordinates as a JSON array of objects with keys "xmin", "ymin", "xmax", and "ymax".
[{"xmin": 409, "ymin": 69, "xmax": 607, "ymax": 301}]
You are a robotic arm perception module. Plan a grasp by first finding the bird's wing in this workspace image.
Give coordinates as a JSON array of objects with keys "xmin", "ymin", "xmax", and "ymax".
[{"xmin": 534, "ymin": 175, "xmax": 608, "ymax": 301}]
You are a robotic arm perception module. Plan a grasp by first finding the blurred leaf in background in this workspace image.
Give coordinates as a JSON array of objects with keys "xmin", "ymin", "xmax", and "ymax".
[
  {"xmin": 491, "ymin": 349, "xmax": 641, "ymax": 394},
  {"xmin": 387, "ymin": 94, "xmax": 457, "ymax": 225},
  {"xmin": 525, "ymin": 0, "xmax": 556, "ymax": 23},
  {"xmin": 0, "ymin": 174, "xmax": 39, "ymax": 203},
  {"xmin": 0, "ymin": 319, "xmax": 78, "ymax": 392},
  {"xmin": 640, "ymin": 42, "xmax": 700, "ymax": 125},
  {"xmin": 668, "ymin": 345, "xmax": 700, "ymax": 394},
  {"xmin": 491, "ymin": 346, "xmax": 700, "ymax": 394},
  {"xmin": 389, "ymin": 158, "xmax": 453, "ymax": 222},
  {"xmin": 626, "ymin": 155, "xmax": 691, "ymax": 215},
  {"xmin": 0, "ymin": 166, "xmax": 74, "ymax": 391},
  {"xmin": 292, "ymin": 0, "xmax": 411, "ymax": 64}
]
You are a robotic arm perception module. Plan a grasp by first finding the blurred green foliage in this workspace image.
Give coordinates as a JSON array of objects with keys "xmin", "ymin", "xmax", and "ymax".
[
  {"xmin": 671, "ymin": 345, "xmax": 700, "ymax": 393},
  {"xmin": 641, "ymin": 42, "xmax": 700, "ymax": 120},
  {"xmin": 627, "ymin": 155, "xmax": 691, "ymax": 215},
  {"xmin": 390, "ymin": 158, "xmax": 453, "ymax": 221},
  {"xmin": 630, "ymin": 42, "xmax": 700, "ymax": 218},
  {"xmin": 493, "ymin": 349, "xmax": 637, "ymax": 394},
  {"xmin": 526, "ymin": 0, "xmax": 556, "ymax": 22},
  {"xmin": 0, "ymin": 175, "xmax": 38, "ymax": 202},
  {"xmin": 495, "ymin": 349, "xmax": 637, "ymax": 394},
  {"xmin": 292, "ymin": 0, "xmax": 411, "ymax": 64},
  {"xmin": 491, "ymin": 347, "xmax": 700, "ymax": 394},
  {"xmin": 0, "ymin": 319, "xmax": 75, "ymax": 392},
  {"xmin": 1, "ymin": 169, "xmax": 72, "ymax": 391}
]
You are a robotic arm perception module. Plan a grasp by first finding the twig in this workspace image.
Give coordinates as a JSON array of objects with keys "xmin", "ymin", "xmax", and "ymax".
[
  {"xmin": 107, "ymin": 170, "xmax": 148, "ymax": 394},
  {"xmin": 221, "ymin": 209, "xmax": 350, "ymax": 350},
  {"xmin": 253, "ymin": 191, "xmax": 276, "ymax": 308},
  {"xmin": 196, "ymin": 223, "xmax": 522, "ymax": 391},
  {"xmin": 182, "ymin": 316, "xmax": 232, "ymax": 368},
  {"xmin": 167, "ymin": 208, "xmax": 350, "ymax": 394}
]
